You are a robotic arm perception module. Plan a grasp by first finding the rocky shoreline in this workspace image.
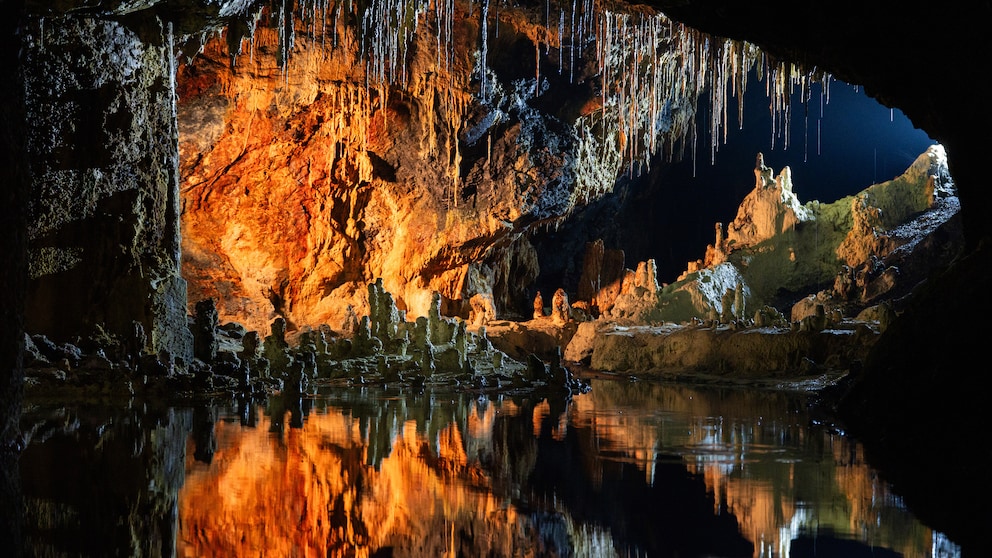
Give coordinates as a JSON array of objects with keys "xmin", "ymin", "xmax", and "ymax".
[
  {"xmin": 21, "ymin": 280, "xmax": 592, "ymax": 409},
  {"xmin": 484, "ymin": 316, "xmax": 877, "ymax": 387},
  {"xmin": 19, "ymin": 146, "xmax": 956, "ymax": 409},
  {"xmin": 22, "ymin": 308, "xmax": 879, "ymax": 411}
]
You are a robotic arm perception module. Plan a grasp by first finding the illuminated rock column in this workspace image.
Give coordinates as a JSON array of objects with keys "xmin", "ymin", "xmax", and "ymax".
[{"xmin": 19, "ymin": 14, "xmax": 192, "ymax": 363}]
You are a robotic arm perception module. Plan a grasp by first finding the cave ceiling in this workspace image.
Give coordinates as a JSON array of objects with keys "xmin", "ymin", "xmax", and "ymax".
[{"xmin": 23, "ymin": 0, "xmax": 987, "ymax": 156}]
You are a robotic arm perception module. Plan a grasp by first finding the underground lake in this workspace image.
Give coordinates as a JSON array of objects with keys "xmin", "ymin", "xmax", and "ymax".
[{"xmin": 16, "ymin": 378, "xmax": 961, "ymax": 557}]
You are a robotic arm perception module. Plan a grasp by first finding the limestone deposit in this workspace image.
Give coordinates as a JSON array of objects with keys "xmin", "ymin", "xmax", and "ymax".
[
  {"xmin": 482, "ymin": 143, "xmax": 961, "ymax": 381},
  {"xmin": 579, "ymin": 144, "xmax": 955, "ymax": 326},
  {"xmin": 176, "ymin": 6, "xmax": 662, "ymax": 335},
  {"xmin": 23, "ymin": 279, "xmax": 590, "ymax": 401}
]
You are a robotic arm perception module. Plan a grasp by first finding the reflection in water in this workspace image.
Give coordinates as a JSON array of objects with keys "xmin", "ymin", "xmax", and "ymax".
[
  {"xmin": 19, "ymin": 404, "xmax": 190, "ymax": 557},
  {"xmin": 19, "ymin": 380, "xmax": 961, "ymax": 557}
]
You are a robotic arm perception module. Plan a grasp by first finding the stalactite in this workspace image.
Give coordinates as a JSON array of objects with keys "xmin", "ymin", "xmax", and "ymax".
[
  {"xmin": 479, "ymin": 0, "xmax": 489, "ymax": 98},
  {"xmin": 227, "ymin": 0, "xmax": 838, "ymax": 217},
  {"xmin": 276, "ymin": 0, "xmax": 296, "ymax": 76}
]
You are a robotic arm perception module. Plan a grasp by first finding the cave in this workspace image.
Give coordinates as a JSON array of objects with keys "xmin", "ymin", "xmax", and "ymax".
[{"xmin": 2, "ymin": 0, "xmax": 989, "ymax": 556}]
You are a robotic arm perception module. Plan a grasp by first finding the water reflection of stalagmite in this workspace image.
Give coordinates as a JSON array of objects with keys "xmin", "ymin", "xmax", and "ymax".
[
  {"xmin": 171, "ymin": 378, "xmax": 944, "ymax": 556},
  {"xmin": 192, "ymin": 405, "xmax": 218, "ymax": 464}
]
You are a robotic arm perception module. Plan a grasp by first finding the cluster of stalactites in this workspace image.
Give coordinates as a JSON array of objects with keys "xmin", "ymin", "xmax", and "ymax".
[
  {"xmin": 242, "ymin": 0, "xmax": 451, "ymax": 87},
  {"xmin": 594, "ymin": 9, "xmax": 831, "ymax": 174},
  {"xmin": 226, "ymin": 0, "xmax": 832, "ymax": 179}
]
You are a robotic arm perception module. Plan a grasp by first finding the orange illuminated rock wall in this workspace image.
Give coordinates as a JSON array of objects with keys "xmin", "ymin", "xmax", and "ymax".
[
  {"xmin": 175, "ymin": 1, "xmax": 753, "ymax": 335},
  {"xmin": 177, "ymin": 5, "xmax": 607, "ymax": 335},
  {"xmin": 176, "ymin": 3, "xmax": 849, "ymax": 337}
]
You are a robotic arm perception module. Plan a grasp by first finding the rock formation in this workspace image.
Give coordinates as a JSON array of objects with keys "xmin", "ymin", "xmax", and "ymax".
[
  {"xmin": 532, "ymin": 291, "xmax": 544, "ymax": 320},
  {"xmin": 192, "ymin": 298, "xmax": 220, "ymax": 364},
  {"xmin": 588, "ymin": 321, "xmax": 877, "ymax": 378},
  {"xmin": 723, "ymin": 153, "xmax": 813, "ymax": 250},
  {"xmin": 549, "ymin": 288, "xmax": 571, "ymax": 325},
  {"xmin": 21, "ymin": 13, "xmax": 193, "ymax": 364},
  {"xmin": 600, "ymin": 145, "xmax": 953, "ymax": 325},
  {"xmin": 176, "ymin": 5, "xmax": 646, "ymax": 335},
  {"xmin": 20, "ymin": 277, "xmax": 592, "ymax": 401},
  {"xmin": 171, "ymin": 2, "xmax": 865, "ymax": 337},
  {"xmin": 521, "ymin": 144, "xmax": 960, "ymax": 379}
]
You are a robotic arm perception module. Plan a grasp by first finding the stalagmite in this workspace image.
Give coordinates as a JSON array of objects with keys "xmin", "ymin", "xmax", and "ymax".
[
  {"xmin": 734, "ymin": 282, "xmax": 745, "ymax": 321},
  {"xmin": 263, "ymin": 317, "xmax": 293, "ymax": 374},
  {"xmin": 551, "ymin": 288, "xmax": 570, "ymax": 325},
  {"xmin": 533, "ymin": 291, "xmax": 544, "ymax": 320},
  {"xmin": 193, "ymin": 298, "xmax": 220, "ymax": 365},
  {"xmin": 428, "ymin": 292, "xmax": 446, "ymax": 346}
]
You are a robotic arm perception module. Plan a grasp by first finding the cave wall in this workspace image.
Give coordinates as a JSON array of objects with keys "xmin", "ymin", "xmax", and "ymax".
[
  {"xmin": 175, "ymin": 2, "xmax": 650, "ymax": 333},
  {"xmin": 2, "ymin": 1, "xmax": 29, "ymax": 549},
  {"xmin": 177, "ymin": 14, "xmax": 550, "ymax": 333},
  {"xmin": 19, "ymin": 12, "xmax": 192, "ymax": 361}
]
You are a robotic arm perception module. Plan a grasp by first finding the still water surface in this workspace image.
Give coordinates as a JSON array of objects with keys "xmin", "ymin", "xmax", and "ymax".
[{"xmin": 20, "ymin": 379, "xmax": 961, "ymax": 557}]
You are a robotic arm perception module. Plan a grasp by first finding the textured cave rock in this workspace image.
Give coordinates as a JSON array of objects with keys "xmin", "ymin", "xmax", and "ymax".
[
  {"xmin": 175, "ymin": 2, "xmax": 663, "ymax": 334},
  {"xmin": 500, "ymin": 143, "xmax": 954, "ymax": 378},
  {"xmin": 2, "ymin": 3, "xmax": 29, "ymax": 551},
  {"xmin": 555, "ymin": 145, "xmax": 952, "ymax": 327},
  {"xmin": 19, "ymin": 13, "xmax": 193, "ymax": 362}
]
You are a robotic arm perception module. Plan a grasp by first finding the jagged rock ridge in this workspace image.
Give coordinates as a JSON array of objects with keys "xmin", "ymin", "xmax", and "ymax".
[
  {"xmin": 582, "ymin": 144, "xmax": 954, "ymax": 325},
  {"xmin": 485, "ymin": 143, "xmax": 959, "ymax": 377}
]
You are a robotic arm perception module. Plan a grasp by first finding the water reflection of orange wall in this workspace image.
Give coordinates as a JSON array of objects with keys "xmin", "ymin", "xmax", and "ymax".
[
  {"xmin": 695, "ymin": 441, "xmax": 930, "ymax": 557},
  {"xmin": 692, "ymin": 417, "xmax": 930, "ymax": 557},
  {"xmin": 177, "ymin": 389, "xmax": 934, "ymax": 557},
  {"xmin": 177, "ymin": 406, "xmax": 524, "ymax": 557}
]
